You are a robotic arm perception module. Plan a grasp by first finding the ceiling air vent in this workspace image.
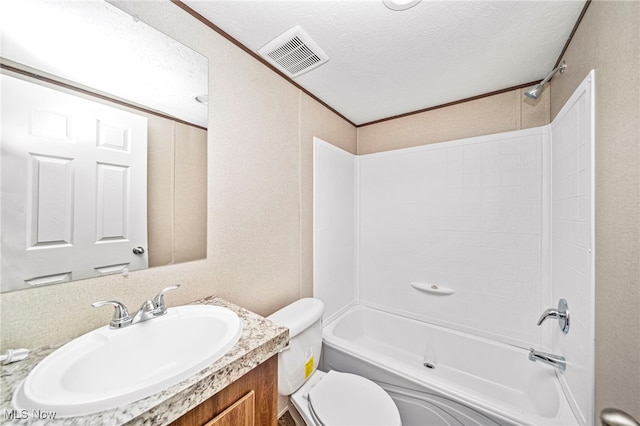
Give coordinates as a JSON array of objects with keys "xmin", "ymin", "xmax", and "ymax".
[{"xmin": 258, "ymin": 25, "xmax": 329, "ymax": 78}]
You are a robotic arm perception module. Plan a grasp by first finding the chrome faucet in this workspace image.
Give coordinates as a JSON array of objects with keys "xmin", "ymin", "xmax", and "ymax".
[
  {"xmin": 131, "ymin": 299, "xmax": 158, "ymax": 324},
  {"xmin": 528, "ymin": 348, "xmax": 566, "ymax": 371},
  {"xmin": 536, "ymin": 298, "xmax": 570, "ymax": 334},
  {"xmin": 92, "ymin": 285, "xmax": 180, "ymax": 329}
]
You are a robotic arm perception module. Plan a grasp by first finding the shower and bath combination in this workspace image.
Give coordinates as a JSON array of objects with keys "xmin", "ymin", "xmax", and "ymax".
[{"xmin": 525, "ymin": 61, "xmax": 567, "ymax": 99}]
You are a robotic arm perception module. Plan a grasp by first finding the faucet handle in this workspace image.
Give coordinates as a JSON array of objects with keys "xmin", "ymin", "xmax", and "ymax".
[
  {"xmin": 92, "ymin": 300, "xmax": 132, "ymax": 329},
  {"xmin": 536, "ymin": 298, "xmax": 570, "ymax": 334},
  {"xmin": 152, "ymin": 284, "xmax": 180, "ymax": 315},
  {"xmin": 536, "ymin": 308, "xmax": 560, "ymax": 324}
]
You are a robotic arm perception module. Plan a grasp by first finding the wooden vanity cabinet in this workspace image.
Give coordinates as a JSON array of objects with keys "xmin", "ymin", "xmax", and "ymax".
[{"xmin": 170, "ymin": 355, "xmax": 278, "ymax": 426}]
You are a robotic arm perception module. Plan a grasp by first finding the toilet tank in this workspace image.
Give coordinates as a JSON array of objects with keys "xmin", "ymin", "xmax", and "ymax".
[{"xmin": 267, "ymin": 298, "xmax": 324, "ymax": 395}]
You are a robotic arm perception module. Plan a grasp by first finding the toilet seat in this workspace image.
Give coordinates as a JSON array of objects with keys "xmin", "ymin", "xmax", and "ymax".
[{"xmin": 307, "ymin": 370, "xmax": 401, "ymax": 426}]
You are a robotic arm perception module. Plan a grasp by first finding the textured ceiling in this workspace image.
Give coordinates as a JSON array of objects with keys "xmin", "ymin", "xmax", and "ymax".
[
  {"xmin": 183, "ymin": 0, "xmax": 586, "ymax": 125},
  {"xmin": 1, "ymin": 0, "xmax": 208, "ymax": 128}
]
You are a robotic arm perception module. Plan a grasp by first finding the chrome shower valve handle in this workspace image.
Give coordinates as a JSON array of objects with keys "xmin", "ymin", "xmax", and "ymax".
[{"xmin": 536, "ymin": 298, "xmax": 570, "ymax": 334}]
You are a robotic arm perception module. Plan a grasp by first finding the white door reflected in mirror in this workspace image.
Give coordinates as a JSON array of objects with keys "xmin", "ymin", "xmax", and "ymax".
[{"xmin": 1, "ymin": 74, "xmax": 148, "ymax": 292}]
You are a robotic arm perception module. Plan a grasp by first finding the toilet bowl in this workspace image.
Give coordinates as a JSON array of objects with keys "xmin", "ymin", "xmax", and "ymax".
[{"xmin": 268, "ymin": 298, "xmax": 401, "ymax": 426}]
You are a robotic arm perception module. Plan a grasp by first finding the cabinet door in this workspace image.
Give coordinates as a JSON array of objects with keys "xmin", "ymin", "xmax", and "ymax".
[
  {"xmin": 205, "ymin": 391, "xmax": 254, "ymax": 426},
  {"xmin": 170, "ymin": 355, "xmax": 278, "ymax": 426}
]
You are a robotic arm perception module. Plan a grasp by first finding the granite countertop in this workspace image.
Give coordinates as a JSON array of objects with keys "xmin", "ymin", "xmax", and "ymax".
[{"xmin": 0, "ymin": 296, "xmax": 288, "ymax": 425}]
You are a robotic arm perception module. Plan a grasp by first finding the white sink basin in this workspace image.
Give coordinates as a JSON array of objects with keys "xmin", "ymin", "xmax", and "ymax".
[{"xmin": 13, "ymin": 305, "xmax": 242, "ymax": 418}]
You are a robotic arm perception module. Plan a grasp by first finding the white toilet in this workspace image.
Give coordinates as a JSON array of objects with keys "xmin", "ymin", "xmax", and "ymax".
[{"xmin": 268, "ymin": 298, "xmax": 401, "ymax": 426}]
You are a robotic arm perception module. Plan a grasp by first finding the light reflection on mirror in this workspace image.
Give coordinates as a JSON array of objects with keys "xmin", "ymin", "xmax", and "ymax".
[{"xmin": 0, "ymin": 0, "xmax": 208, "ymax": 293}]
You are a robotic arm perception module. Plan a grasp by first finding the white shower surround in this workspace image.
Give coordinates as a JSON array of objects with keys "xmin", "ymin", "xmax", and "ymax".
[
  {"xmin": 314, "ymin": 127, "xmax": 551, "ymax": 347},
  {"xmin": 314, "ymin": 71, "xmax": 594, "ymax": 425},
  {"xmin": 357, "ymin": 127, "xmax": 549, "ymax": 348}
]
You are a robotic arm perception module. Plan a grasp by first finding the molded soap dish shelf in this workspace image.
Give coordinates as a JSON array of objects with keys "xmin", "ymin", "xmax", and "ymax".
[{"xmin": 410, "ymin": 282, "xmax": 455, "ymax": 295}]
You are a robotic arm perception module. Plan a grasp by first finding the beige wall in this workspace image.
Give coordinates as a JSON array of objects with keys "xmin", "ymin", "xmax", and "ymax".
[
  {"xmin": 550, "ymin": 1, "xmax": 640, "ymax": 419},
  {"xmin": 148, "ymin": 117, "xmax": 208, "ymax": 267},
  {"xmin": 0, "ymin": 1, "xmax": 355, "ymax": 350},
  {"xmin": 357, "ymin": 87, "xmax": 550, "ymax": 154},
  {"xmin": 173, "ymin": 122, "xmax": 208, "ymax": 264},
  {"xmin": 147, "ymin": 116, "xmax": 175, "ymax": 267}
]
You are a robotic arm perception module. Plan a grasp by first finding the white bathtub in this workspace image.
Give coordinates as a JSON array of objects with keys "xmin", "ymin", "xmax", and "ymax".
[{"xmin": 322, "ymin": 305, "xmax": 577, "ymax": 426}]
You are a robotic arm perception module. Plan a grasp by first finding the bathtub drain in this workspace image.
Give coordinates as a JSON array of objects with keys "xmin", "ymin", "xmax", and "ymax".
[{"xmin": 423, "ymin": 362, "xmax": 435, "ymax": 369}]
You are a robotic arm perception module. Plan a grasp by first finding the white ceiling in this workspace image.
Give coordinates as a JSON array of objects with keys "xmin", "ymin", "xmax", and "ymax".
[
  {"xmin": 184, "ymin": 0, "xmax": 586, "ymax": 125},
  {"xmin": 1, "ymin": 0, "xmax": 209, "ymax": 128}
]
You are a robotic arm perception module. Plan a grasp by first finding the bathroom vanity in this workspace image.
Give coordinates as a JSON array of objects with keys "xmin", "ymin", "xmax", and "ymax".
[
  {"xmin": 170, "ymin": 355, "xmax": 278, "ymax": 426},
  {"xmin": 0, "ymin": 296, "xmax": 288, "ymax": 425}
]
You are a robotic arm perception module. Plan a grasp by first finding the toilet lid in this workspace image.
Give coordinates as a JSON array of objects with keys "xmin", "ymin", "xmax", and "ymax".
[{"xmin": 308, "ymin": 370, "xmax": 401, "ymax": 426}]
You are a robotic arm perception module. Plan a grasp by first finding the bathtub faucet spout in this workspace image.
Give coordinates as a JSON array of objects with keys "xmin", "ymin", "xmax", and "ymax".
[{"xmin": 528, "ymin": 348, "xmax": 566, "ymax": 371}]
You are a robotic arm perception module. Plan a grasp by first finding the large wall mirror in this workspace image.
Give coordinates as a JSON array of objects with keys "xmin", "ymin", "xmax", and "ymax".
[{"xmin": 0, "ymin": 0, "xmax": 208, "ymax": 293}]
